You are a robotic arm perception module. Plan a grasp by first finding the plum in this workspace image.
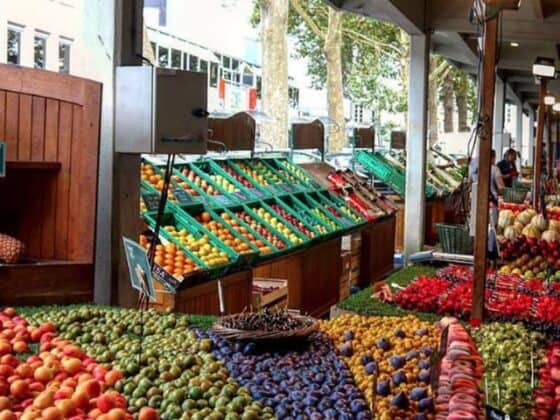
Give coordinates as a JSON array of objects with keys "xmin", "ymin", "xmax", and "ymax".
[
  {"xmin": 389, "ymin": 355, "xmax": 405, "ymax": 369},
  {"xmin": 360, "ymin": 354, "xmax": 373, "ymax": 365},
  {"xmin": 418, "ymin": 397, "xmax": 434, "ymax": 411},
  {"xmin": 418, "ymin": 359, "xmax": 431, "ymax": 369},
  {"xmin": 406, "ymin": 350, "xmax": 420, "ymax": 361},
  {"xmin": 376, "ymin": 380, "xmax": 391, "ymax": 396},
  {"xmin": 418, "ymin": 369, "xmax": 431, "ymax": 383},
  {"xmin": 350, "ymin": 399, "xmax": 368, "ymax": 413},
  {"xmin": 376, "ymin": 337, "xmax": 391, "ymax": 351},
  {"xmin": 392, "ymin": 370, "xmax": 407, "ymax": 386},
  {"xmin": 391, "ymin": 392, "xmax": 409, "ymax": 409},
  {"xmin": 394, "ymin": 329, "xmax": 406, "ymax": 338},
  {"xmin": 339, "ymin": 341, "xmax": 353, "ymax": 357},
  {"xmin": 343, "ymin": 330, "xmax": 354, "ymax": 341},
  {"xmin": 416, "ymin": 328, "xmax": 428, "ymax": 337},
  {"xmin": 410, "ymin": 387, "xmax": 428, "ymax": 401},
  {"xmin": 364, "ymin": 361, "xmax": 377, "ymax": 375}
]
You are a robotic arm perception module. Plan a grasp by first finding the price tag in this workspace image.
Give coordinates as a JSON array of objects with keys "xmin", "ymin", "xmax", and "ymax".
[
  {"xmin": 152, "ymin": 264, "xmax": 180, "ymax": 293},
  {"xmin": 486, "ymin": 405, "xmax": 514, "ymax": 420},
  {"xmin": 281, "ymin": 183, "xmax": 296, "ymax": 193},
  {"xmin": 142, "ymin": 192, "xmax": 161, "ymax": 212},
  {"xmin": 122, "ymin": 237, "xmax": 156, "ymax": 301},
  {"xmin": 214, "ymin": 195, "xmax": 233, "ymax": 206},
  {"xmin": 250, "ymin": 188, "xmax": 265, "ymax": 198},
  {"xmin": 174, "ymin": 189, "xmax": 194, "ymax": 204},
  {"xmin": 310, "ymin": 181, "xmax": 323, "ymax": 190},
  {"xmin": 233, "ymin": 191, "xmax": 248, "ymax": 202}
]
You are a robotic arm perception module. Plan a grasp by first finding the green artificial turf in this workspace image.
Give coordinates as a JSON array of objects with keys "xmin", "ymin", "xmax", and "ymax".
[
  {"xmin": 337, "ymin": 264, "xmax": 441, "ymax": 323},
  {"xmin": 15, "ymin": 304, "xmax": 217, "ymax": 330}
]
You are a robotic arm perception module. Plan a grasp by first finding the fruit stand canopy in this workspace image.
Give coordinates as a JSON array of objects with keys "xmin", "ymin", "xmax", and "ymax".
[{"xmin": 327, "ymin": 0, "xmax": 560, "ymax": 105}]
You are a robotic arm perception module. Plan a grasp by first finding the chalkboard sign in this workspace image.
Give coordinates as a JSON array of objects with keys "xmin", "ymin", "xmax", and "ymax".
[
  {"xmin": 486, "ymin": 405, "xmax": 514, "ymax": 420},
  {"xmin": 174, "ymin": 189, "xmax": 195, "ymax": 205},
  {"xmin": 142, "ymin": 192, "xmax": 161, "ymax": 212},
  {"xmin": 280, "ymin": 183, "xmax": 297, "ymax": 193},
  {"xmin": 152, "ymin": 264, "xmax": 180, "ymax": 293},
  {"xmin": 310, "ymin": 180, "xmax": 323, "ymax": 191}
]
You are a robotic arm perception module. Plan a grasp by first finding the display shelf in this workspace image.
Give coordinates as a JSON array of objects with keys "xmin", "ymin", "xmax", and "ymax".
[{"xmin": 6, "ymin": 161, "xmax": 62, "ymax": 172}]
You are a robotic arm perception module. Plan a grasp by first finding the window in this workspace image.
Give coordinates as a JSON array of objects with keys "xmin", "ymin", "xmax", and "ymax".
[
  {"xmin": 210, "ymin": 62, "xmax": 218, "ymax": 87},
  {"xmin": 231, "ymin": 59, "xmax": 239, "ymax": 71},
  {"xmin": 222, "ymin": 69, "xmax": 231, "ymax": 81},
  {"xmin": 256, "ymin": 76, "xmax": 262, "ymax": 99},
  {"xmin": 182, "ymin": 53, "xmax": 188, "ymax": 70},
  {"xmin": 171, "ymin": 49, "xmax": 181, "ymax": 68},
  {"xmin": 150, "ymin": 42, "xmax": 157, "ymax": 59},
  {"xmin": 157, "ymin": 46, "xmax": 169, "ymax": 67},
  {"xmin": 34, "ymin": 34, "xmax": 47, "ymax": 69},
  {"xmin": 7, "ymin": 26, "xmax": 22, "ymax": 65},
  {"xmin": 189, "ymin": 55, "xmax": 198, "ymax": 71},
  {"xmin": 353, "ymin": 104, "xmax": 364, "ymax": 124},
  {"xmin": 233, "ymin": 72, "xmax": 240, "ymax": 85},
  {"xmin": 58, "ymin": 41, "xmax": 71, "ymax": 73},
  {"xmin": 242, "ymin": 67, "xmax": 254, "ymax": 86},
  {"xmin": 289, "ymin": 87, "xmax": 300, "ymax": 108},
  {"xmin": 222, "ymin": 55, "xmax": 230, "ymax": 68},
  {"xmin": 199, "ymin": 60, "xmax": 208, "ymax": 74}
]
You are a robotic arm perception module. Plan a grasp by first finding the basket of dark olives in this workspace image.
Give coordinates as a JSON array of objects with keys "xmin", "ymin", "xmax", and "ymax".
[{"xmin": 213, "ymin": 308, "xmax": 318, "ymax": 343}]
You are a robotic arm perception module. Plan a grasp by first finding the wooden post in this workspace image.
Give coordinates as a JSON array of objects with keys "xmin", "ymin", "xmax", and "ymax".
[
  {"xmin": 533, "ymin": 82, "xmax": 547, "ymax": 211},
  {"xmin": 548, "ymin": 107, "xmax": 553, "ymax": 177},
  {"xmin": 471, "ymin": 13, "xmax": 499, "ymax": 324},
  {"xmin": 112, "ymin": 0, "xmax": 144, "ymax": 307}
]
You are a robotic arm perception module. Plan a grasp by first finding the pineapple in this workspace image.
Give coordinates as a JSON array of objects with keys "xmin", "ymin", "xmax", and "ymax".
[{"xmin": 0, "ymin": 233, "xmax": 25, "ymax": 264}]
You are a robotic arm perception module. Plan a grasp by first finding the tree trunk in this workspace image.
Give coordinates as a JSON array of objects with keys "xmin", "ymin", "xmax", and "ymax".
[
  {"xmin": 443, "ymin": 72, "xmax": 454, "ymax": 133},
  {"xmin": 455, "ymin": 74, "xmax": 470, "ymax": 132},
  {"xmin": 325, "ymin": 7, "xmax": 345, "ymax": 152},
  {"xmin": 428, "ymin": 56, "xmax": 439, "ymax": 149},
  {"xmin": 399, "ymin": 30, "xmax": 410, "ymax": 127},
  {"xmin": 259, "ymin": 0, "xmax": 289, "ymax": 148}
]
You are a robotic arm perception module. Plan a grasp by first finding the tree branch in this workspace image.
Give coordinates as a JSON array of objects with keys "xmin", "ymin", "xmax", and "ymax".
[
  {"xmin": 342, "ymin": 27, "xmax": 402, "ymax": 57},
  {"xmin": 289, "ymin": 0, "xmax": 325, "ymax": 41}
]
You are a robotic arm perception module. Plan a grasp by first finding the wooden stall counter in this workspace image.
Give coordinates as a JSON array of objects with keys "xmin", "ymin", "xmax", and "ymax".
[
  {"xmin": 149, "ymin": 270, "xmax": 252, "ymax": 316},
  {"xmin": 253, "ymin": 237, "xmax": 342, "ymax": 317}
]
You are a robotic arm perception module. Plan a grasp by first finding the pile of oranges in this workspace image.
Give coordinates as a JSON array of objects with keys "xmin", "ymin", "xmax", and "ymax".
[
  {"xmin": 140, "ymin": 163, "xmax": 176, "ymax": 202},
  {"xmin": 194, "ymin": 212, "xmax": 254, "ymax": 255},
  {"xmin": 139, "ymin": 235, "xmax": 199, "ymax": 279}
]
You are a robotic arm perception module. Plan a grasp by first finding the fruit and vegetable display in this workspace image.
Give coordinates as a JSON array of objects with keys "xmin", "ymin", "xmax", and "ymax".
[
  {"xmin": 193, "ymin": 212, "xmax": 256, "ymax": 256},
  {"xmin": 217, "ymin": 212, "xmax": 274, "ymax": 255},
  {"xmin": 532, "ymin": 342, "xmax": 560, "ymax": 419},
  {"xmin": 217, "ymin": 309, "xmax": 311, "ymax": 332},
  {"xmin": 245, "ymin": 206, "xmax": 305, "ymax": 246},
  {"xmin": 161, "ymin": 227, "xmax": 231, "ymax": 268},
  {"xmin": 140, "ymin": 235, "xmax": 200, "ymax": 279},
  {"xmin": 320, "ymin": 314, "xmax": 440, "ymax": 419},
  {"xmin": 470, "ymin": 322, "xmax": 545, "ymax": 419},
  {"xmin": 141, "ymin": 163, "xmax": 178, "ymax": 202},
  {"xmin": 269, "ymin": 204, "xmax": 316, "ymax": 239},
  {"xmin": 0, "ymin": 233, "xmax": 25, "ymax": 264},
  {"xmin": 233, "ymin": 209, "xmax": 287, "ymax": 250}
]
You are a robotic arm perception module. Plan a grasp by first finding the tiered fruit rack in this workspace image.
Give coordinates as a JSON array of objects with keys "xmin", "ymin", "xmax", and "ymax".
[{"xmin": 140, "ymin": 157, "xmax": 386, "ymax": 288}]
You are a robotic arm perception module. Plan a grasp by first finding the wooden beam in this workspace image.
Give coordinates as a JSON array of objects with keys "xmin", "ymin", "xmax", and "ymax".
[
  {"xmin": 548, "ymin": 107, "xmax": 553, "ymax": 177},
  {"xmin": 533, "ymin": 81, "xmax": 547, "ymax": 210},
  {"xmin": 472, "ymin": 13, "xmax": 500, "ymax": 324},
  {"xmin": 533, "ymin": 0, "xmax": 545, "ymax": 21}
]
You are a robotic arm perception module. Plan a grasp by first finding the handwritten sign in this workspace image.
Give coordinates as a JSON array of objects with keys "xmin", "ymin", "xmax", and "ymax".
[
  {"xmin": 142, "ymin": 192, "xmax": 161, "ymax": 212},
  {"xmin": 174, "ymin": 189, "xmax": 195, "ymax": 205}
]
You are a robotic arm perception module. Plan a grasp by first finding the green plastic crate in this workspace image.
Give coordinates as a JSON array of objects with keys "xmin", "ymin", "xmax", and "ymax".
[
  {"xmin": 143, "ymin": 211, "xmax": 236, "ymax": 279},
  {"xmin": 213, "ymin": 159, "xmax": 270, "ymax": 199},
  {"xmin": 319, "ymin": 190, "xmax": 367, "ymax": 228},
  {"xmin": 248, "ymin": 159, "xmax": 305, "ymax": 194},
  {"xmin": 265, "ymin": 197, "xmax": 323, "ymax": 242},
  {"xmin": 290, "ymin": 193, "xmax": 346, "ymax": 235},
  {"xmin": 223, "ymin": 159, "xmax": 276, "ymax": 198},
  {"xmin": 240, "ymin": 159, "xmax": 289, "ymax": 197},
  {"xmin": 274, "ymin": 158, "xmax": 324, "ymax": 191}
]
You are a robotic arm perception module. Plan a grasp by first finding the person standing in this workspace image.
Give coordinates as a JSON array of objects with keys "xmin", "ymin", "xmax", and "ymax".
[{"xmin": 497, "ymin": 148, "xmax": 519, "ymax": 188}]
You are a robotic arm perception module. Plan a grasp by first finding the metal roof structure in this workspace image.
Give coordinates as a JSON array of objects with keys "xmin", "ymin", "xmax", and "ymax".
[{"xmin": 327, "ymin": 0, "xmax": 560, "ymax": 109}]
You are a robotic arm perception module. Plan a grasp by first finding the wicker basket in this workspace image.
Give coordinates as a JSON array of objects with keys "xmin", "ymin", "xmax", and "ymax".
[
  {"xmin": 503, "ymin": 187, "xmax": 528, "ymax": 204},
  {"xmin": 436, "ymin": 224, "xmax": 473, "ymax": 255},
  {"xmin": 212, "ymin": 314, "xmax": 319, "ymax": 343}
]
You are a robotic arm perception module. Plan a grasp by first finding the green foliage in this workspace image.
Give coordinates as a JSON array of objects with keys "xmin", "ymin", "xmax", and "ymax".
[{"xmin": 337, "ymin": 264, "xmax": 440, "ymax": 322}]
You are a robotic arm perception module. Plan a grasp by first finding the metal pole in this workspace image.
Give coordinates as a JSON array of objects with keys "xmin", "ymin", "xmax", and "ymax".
[
  {"xmin": 493, "ymin": 77, "xmax": 506, "ymax": 155},
  {"xmin": 547, "ymin": 106, "xmax": 553, "ymax": 177},
  {"xmin": 403, "ymin": 34, "xmax": 430, "ymax": 258},
  {"xmin": 533, "ymin": 82, "xmax": 547, "ymax": 211},
  {"xmin": 471, "ymin": 13, "xmax": 499, "ymax": 324},
  {"xmin": 515, "ymin": 101, "xmax": 523, "ymax": 161},
  {"xmin": 528, "ymin": 107, "xmax": 535, "ymax": 165}
]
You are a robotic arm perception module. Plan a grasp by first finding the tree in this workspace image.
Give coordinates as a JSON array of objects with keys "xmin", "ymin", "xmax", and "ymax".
[
  {"xmin": 454, "ymin": 72, "xmax": 471, "ymax": 132},
  {"xmin": 442, "ymin": 71, "xmax": 455, "ymax": 133},
  {"xmin": 428, "ymin": 56, "xmax": 439, "ymax": 148},
  {"xmin": 258, "ymin": 0, "xmax": 290, "ymax": 148}
]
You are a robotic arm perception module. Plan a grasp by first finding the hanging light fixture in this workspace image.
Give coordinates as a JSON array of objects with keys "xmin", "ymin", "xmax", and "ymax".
[
  {"xmin": 533, "ymin": 57, "xmax": 557, "ymax": 79},
  {"xmin": 553, "ymin": 103, "xmax": 560, "ymax": 112},
  {"xmin": 544, "ymin": 95, "xmax": 556, "ymax": 106}
]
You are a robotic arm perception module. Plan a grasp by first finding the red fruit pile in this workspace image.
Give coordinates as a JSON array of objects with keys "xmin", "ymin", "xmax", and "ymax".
[
  {"xmin": 394, "ymin": 277, "xmax": 451, "ymax": 312},
  {"xmin": 0, "ymin": 308, "xmax": 134, "ymax": 420},
  {"xmin": 436, "ymin": 318, "xmax": 484, "ymax": 420},
  {"xmin": 438, "ymin": 283, "xmax": 476, "ymax": 317},
  {"xmin": 532, "ymin": 342, "xmax": 560, "ymax": 419}
]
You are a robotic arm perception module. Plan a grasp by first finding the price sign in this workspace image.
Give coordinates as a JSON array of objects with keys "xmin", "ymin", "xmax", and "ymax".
[
  {"xmin": 233, "ymin": 191, "xmax": 248, "ymax": 202},
  {"xmin": 174, "ymin": 189, "xmax": 195, "ymax": 205},
  {"xmin": 152, "ymin": 264, "xmax": 180, "ymax": 293},
  {"xmin": 310, "ymin": 180, "xmax": 323, "ymax": 190},
  {"xmin": 250, "ymin": 188, "xmax": 265, "ymax": 198},
  {"xmin": 214, "ymin": 195, "xmax": 233, "ymax": 206},
  {"xmin": 142, "ymin": 192, "xmax": 161, "ymax": 212},
  {"xmin": 122, "ymin": 237, "xmax": 156, "ymax": 301},
  {"xmin": 486, "ymin": 405, "xmax": 514, "ymax": 420},
  {"xmin": 281, "ymin": 183, "xmax": 297, "ymax": 193}
]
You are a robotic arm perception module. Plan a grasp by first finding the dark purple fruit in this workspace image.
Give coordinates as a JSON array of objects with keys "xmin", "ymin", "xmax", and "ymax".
[
  {"xmin": 375, "ymin": 338, "xmax": 390, "ymax": 351},
  {"xmin": 364, "ymin": 362, "xmax": 377, "ymax": 375},
  {"xmin": 376, "ymin": 380, "xmax": 390, "ymax": 396},
  {"xmin": 389, "ymin": 355, "xmax": 405, "ymax": 369},
  {"xmin": 410, "ymin": 387, "xmax": 427, "ymax": 401},
  {"xmin": 392, "ymin": 370, "xmax": 407, "ymax": 386},
  {"xmin": 391, "ymin": 392, "xmax": 409, "ymax": 409}
]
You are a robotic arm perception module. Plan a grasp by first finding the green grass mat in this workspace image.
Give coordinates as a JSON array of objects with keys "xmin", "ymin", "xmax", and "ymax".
[{"xmin": 337, "ymin": 264, "xmax": 440, "ymax": 322}]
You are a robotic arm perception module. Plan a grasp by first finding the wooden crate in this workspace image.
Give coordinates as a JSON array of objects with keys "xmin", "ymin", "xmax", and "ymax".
[
  {"xmin": 149, "ymin": 270, "xmax": 252, "ymax": 315},
  {"xmin": 359, "ymin": 215, "xmax": 396, "ymax": 286},
  {"xmin": 340, "ymin": 251, "xmax": 352, "ymax": 300},
  {"xmin": 252, "ymin": 277, "xmax": 288, "ymax": 310}
]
